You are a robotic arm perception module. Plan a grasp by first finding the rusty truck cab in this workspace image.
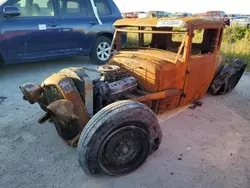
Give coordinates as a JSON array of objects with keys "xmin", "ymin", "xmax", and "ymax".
[{"xmin": 109, "ymin": 17, "xmax": 225, "ymax": 114}]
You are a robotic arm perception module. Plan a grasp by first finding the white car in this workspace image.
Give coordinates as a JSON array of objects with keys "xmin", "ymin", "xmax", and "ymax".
[
  {"xmin": 137, "ymin": 12, "xmax": 148, "ymax": 18},
  {"xmin": 231, "ymin": 16, "xmax": 250, "ymax": 28}
]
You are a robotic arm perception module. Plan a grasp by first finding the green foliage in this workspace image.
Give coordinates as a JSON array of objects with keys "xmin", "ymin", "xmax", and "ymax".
[
  {"xmin": 222, "ymin": 27, "xmax": 250, "ymax": 70},
  {"xmin": 223, "ymin": 27, "xmax": 250, "ymax": 42}
]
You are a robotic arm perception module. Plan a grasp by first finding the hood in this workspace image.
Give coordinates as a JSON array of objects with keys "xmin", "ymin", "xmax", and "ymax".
[
  {"xmin": 111, "ymin": 49, "xmax": 182, "ymax": 66},
  {"xmin": 108, "ymin": 50, "xmax": 182, "ymax": 92}
]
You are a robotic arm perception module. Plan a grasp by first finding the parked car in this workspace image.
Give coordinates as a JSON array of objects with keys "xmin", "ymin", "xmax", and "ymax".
[
  {"xmin": 205, "ymin": 11, "xmax": 230, "ymax": 26},
  {"xmin": 192, "ymin": 13, "xmax": 204, "ymax": 17},
  {"xmin": 124, "ymin": 12, "xmax": 138, "ymax": 18},
  {"xmin": 172, "ymin": 12, "xmax": 192, "ymax": 18},
  {"xmin": 137, "ymin": 11, "xmax": 148, "ymax": 18},
  {"xmin": 227, "ymin": 13, "xmax": 240, "ymax": 23},
  {"xmin": 148, "ymin": 11, "xmax": 171, "ymax": 18},
  {"xmin": 0, "ymin": 0, "xmax": 122, "ymax": 65},
  {"xmin": 231, "ymin": 16, "xmax": 250, "ymax": 28}
]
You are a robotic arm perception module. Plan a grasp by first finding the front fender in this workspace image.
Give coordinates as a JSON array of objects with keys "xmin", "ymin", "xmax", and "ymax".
[
  {"xmin": 47, "ymin": 99, "xmax": 82, "ymax": 146},
  {"xmin": 47, "ymin": 99, "xmax": 79, "ymax": 126}
]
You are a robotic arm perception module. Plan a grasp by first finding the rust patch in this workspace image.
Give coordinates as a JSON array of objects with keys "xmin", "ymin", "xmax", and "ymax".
[
  {"xmin": 47, "ymin": 99, "xmax": 79, "ymax": 126},
  {"xmin": 129, "ymin": 89, "xmax": 182, "ymax": 102}
]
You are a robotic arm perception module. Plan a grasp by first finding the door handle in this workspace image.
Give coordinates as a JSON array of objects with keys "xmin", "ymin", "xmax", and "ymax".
[{"xmin": 48, "ymin": 22, "xmax": 57, "ymax": 27}]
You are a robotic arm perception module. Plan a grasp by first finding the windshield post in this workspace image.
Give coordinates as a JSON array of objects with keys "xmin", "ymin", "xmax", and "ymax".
[
  {"xmin": 111, "ymin": 30, "xmax": 123, "ymax": 54},
  {"xmin": 138, "ymin": 27, "xmax": 144, "ymax": 47},
  {"xmin": 110, "ymin": 30, "xmax": 117, "ymax": 54},
  {"xmin": 175, "ymin": 32, "xmax": 187, "ymax": 63}
]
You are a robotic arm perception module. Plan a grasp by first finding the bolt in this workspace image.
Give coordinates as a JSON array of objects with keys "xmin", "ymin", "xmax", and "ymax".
[{"xmin": 123, "ymin": 147, "xmax": 129, "ymax": 154}]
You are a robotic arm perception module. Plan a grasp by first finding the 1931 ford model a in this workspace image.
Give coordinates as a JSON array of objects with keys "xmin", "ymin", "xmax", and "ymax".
[{"xmin": 20, "ymin": 17, "xmax": 247, "ymax": 176}]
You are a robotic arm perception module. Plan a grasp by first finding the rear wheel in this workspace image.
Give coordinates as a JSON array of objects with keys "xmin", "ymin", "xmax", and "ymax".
[
  {"xmin": 77, "ymin": 100, "xmax": 162, "ymax": 176},
  {"xmin": 90, "ymin": 36, "xmax": 112, "ymax": 65},
  {"xmin": 209, "ymin": 59, "xmax": 247, "ymax": 95}
]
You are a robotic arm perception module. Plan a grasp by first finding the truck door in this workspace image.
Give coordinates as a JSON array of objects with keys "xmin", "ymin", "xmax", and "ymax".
[{"xmin": 180, "ymin": 28, "xmax": 221, "ymax": 105}]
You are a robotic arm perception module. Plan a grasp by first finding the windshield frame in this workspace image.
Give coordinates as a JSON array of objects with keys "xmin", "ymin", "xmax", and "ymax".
[{"xmin": 111, "ymin": 28, "xmax": 188, "ymax": 63}]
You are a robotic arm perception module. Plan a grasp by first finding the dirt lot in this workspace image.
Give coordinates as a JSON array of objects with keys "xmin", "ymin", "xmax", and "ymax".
[{"xmin": 0, "ymin": 57, "xmax": 250, "ymax": 188}]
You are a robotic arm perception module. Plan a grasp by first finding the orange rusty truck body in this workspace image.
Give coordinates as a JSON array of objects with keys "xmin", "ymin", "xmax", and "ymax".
[
  {"xmin": 20, "ymin": 17, "xmax": 247, "ymax": 176},
  {"xmin": 109, "ymin": 17, "xmax": 227, "ymax": 112}
]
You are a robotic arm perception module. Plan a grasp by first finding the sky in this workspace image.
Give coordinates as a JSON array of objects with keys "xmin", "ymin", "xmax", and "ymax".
[{"xmin": 114, "ymin": 0, "xmax": 250, "ymax": 14}]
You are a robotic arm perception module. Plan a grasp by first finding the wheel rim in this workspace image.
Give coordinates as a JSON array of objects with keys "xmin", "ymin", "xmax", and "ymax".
[
  {"xmin": 97, "ymin": 42, "xmax": 111, "ymax": 61},
  {"xmin": 98, "ymin": 125, "xmax": 150, "ymax": 175}
]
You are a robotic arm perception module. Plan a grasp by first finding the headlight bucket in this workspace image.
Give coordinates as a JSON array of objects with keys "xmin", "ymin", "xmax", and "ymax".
[{"xmin": 20, "ymin": 83, "xmax": 43, "ymax": 104}]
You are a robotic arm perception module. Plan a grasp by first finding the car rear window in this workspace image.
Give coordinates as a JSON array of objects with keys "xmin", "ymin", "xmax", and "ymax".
[
  {"xmin": 67, "ymin": 1, "xmax": 80, "ymax": 13},
  {"xmin": 59, "ymin": 0, "xmax": 87, "ymax": 16},
  {"xmin": 94, "ymin": 0, "xmax": 111, "ymax": 16}
]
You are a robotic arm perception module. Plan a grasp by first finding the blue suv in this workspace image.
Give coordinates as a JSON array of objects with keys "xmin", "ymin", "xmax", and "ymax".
[{"xmin": 0, "ymin": 0, "xmax": 122, "ymax": 64}]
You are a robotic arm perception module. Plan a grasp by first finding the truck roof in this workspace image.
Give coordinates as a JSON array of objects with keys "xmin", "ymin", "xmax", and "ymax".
[{"xmin": 114, "ymin": 17, "xmax": 225, "ymax": 29}]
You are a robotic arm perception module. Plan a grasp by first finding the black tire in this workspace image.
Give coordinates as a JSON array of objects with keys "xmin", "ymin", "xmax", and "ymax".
[
  {"xmin": 90, "ymin": 36, "xmax": 112, "ymax": 65},
  {"xmin": 247, "ymin": 24, "xmax": 250, "ymax": 29},
  {"xmin": 77, "ymin": 100, "xmax": 162, "ymax": 176},
  {"xmin": 209, "ymin": 59, "xmax": 247, "ymax": 95},
  {"xmin": 225, "ymin": 19, "xmax": 230, "ymax": 26}
]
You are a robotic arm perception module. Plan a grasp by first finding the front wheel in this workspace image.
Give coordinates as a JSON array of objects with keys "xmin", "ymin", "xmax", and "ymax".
[
  {"xmin": 77, "ymin": 100, "xmax": 162, "ymax": 176},
  {"xmin": 90, "ymin": 36, "xmax": 112, "ymax": 65}
]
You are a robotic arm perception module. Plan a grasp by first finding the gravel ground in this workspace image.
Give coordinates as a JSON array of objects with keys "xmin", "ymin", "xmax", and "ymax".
[{"xmin": 0, "ymin": 57, "xmax": 249, "ymax": 188}]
